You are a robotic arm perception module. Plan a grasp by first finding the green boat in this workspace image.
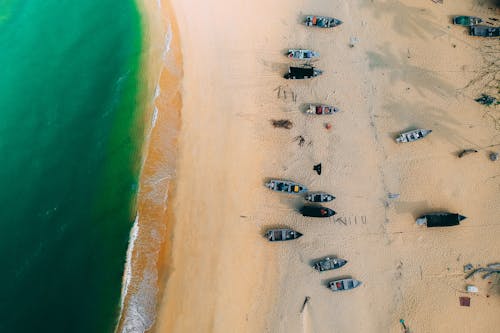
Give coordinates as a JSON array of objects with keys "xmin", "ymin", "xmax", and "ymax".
[{"xmin": 453, "ymin": 16, "xmax": 482, "ymax": 26}]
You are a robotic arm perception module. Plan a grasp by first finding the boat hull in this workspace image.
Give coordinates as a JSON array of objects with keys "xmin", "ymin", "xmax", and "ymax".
[
  {"xmin": 265, "ymin": 229, "xmax": 303, "ymax": 242},
  {"xmin": 313, "ymin": 257, "xmax": 347, "ymax": 272},
  {"xmin": 305, "ymin": 192, "xmax": 335, "ymax": 202},
  {"xmin": 287, "ymin": 49, "xmax": 319, "ymax": 59},
  {"xmin": 396, "ymin": 129, "xmax": 432, "ymax": 143},
  {"xmin": 416, "ymin": 212, "xmax": 466, "ymax": 227},
  {"xmin": 453, "ymin": 16, "xmax": 482, "ymax": 26},
  {"xmin": 304, "ymin": 15, "xmax": 342, "ymax": 28},
  {"xmin": 300, "ymin": 206, "xmax": 336, "ymax": 217},
  {"xmin": 265, "ymin": 179, "xmax": 308, "ymax": 193},
  {"xmin": 328, "ymin": 278, "xmax": 361, "ymax": 291},
  {"xmin": 306, "ymin": 104, "xmax": 340, "ymax": 115}
]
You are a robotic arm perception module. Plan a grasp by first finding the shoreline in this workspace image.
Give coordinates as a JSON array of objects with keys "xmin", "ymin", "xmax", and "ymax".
[
  {"xmin": 121, "ymin": 0, "xmax": 499, "ymax": 332},
  {"xmin": 116, "ymin": 0, "xmax": 182, "ymax": 331}
]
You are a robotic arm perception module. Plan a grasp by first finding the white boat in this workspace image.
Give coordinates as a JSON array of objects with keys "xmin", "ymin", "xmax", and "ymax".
[
  {"xmin": 306, "ymin": 104, "xmax": 340, "ymax": 115},
  {"xmin": 287, "ymin": 49, "xmax": 319, "ymax": 59},
  {"xmin": 396, "ymin": 129, "xmax": 432, "ymax": 143},
  {"xmin": 328, "ymin": 278, "xmax": 362, "ymax": 292}
]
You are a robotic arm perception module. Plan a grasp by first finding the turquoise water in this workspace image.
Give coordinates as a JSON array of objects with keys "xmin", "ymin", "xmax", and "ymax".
[{"xmin": 0, "ymin": 1, "xmax": 145, "ymax": 332}]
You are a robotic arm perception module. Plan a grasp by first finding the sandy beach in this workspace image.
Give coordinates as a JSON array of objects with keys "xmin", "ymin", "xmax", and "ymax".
[{"xmin": 121, "ymin": 0, "xmax": 500, "ymax": 332}]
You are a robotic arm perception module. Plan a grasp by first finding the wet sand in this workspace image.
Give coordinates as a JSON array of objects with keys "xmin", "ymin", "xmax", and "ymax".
[{"xmin": 125, "ymin": 0, "xmax": 500, "ymax": 332}]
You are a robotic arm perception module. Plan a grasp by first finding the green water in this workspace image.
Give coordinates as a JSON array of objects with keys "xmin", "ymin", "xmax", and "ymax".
[{"xmin": 0, "ymin": 1, "xmax": 145, "ymax": 332}]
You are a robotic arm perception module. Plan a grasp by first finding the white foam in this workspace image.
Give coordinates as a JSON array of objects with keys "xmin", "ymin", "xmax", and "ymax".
[
  {"xmin": 116, "ymin": 214, "xmax": 140, "ymax": 327},
  {"xmin": 151, "ymin": 106, "xmax": 158, "ymax": 128}
]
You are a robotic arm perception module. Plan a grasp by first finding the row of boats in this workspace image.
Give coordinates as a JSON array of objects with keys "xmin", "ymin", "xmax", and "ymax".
[
  {"xmin": 453, "ymin": 15, "xmax": 500, "ymax": 37},
  {"xmin": 283, "ymin": 15, "xmax": 341, "ymax": 80},
  {"xmin": 264, "ymin": 179, "xmax": 361, "ymax": 291},
  {"xmin": 269, "ymin": 15, "xmax": 360, "ymax": 293}
]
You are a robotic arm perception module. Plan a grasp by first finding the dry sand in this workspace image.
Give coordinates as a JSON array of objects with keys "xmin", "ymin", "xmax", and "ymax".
[{"xmin": 124, "ymin": 0, "xmax": 500, "ymax": 332}]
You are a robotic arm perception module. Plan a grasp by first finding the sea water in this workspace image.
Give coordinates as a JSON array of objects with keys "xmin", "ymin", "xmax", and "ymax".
[{"xmin": 0, "ymin": 1, "xmax": 145, "ymax": 332}]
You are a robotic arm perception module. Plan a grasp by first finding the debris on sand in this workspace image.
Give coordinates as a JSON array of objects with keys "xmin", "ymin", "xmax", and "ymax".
[
  {"xmin": 313, "ymin": 163, "xmax": 322, "ymax": 175},
  {"xmin": 475, "ymin": 94, "xmax": 498, "ymax": 106},
  {"xmin": 489, "ymin": 152, "xmax": 498, "ymax": 161},
  {"xmin": 271, "ymin": 119, "xmax": 293, "ymax": 129},
  {"xmin": 458, "ymin": 149, "xmax": 478, "ymax": 158},
  {"xmin": 459, "ymin": 297, "xmax": 470, "ymax": 307},
  {"xmin": 399, "ymin": 319, "xmax": 410, "ymax": 333},
  {"xmin": 388, "ymin": 193, "xmax": 400, "ymax": 199},
  {"xmin": 464, "ymin": 263, "xmax": 474, "ymax": 272},
  {"xmin": 293, "ymin": 135, "xmax": 305, "ymax": 147},
  {"xmin": 300, "ymin": 296, "xmax": 310, "ymax": 313},
  {"xmin": 325, "ymin": 122, "xmax": 332, "ymax": 130}
]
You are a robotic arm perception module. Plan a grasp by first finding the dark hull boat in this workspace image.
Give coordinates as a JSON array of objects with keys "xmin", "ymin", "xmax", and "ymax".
[
  {"xmin": 304, "ymin": 15, "xmax": 342, "ymax": 28},
  {"xmin": 313, "ymin": 257, "xmax": 347, "ymax": 272},
  {"xmin": 300, "ymin": 205, "xmax": 336, "ymax": 217},
  {"xmin": 284, "ymin": 66, "xmax": 323, "ymax": 79},
  {"xmin": 265, "ymin": 179, "xmax": 308, "ymax": 194},
  {"xmin": 470, "ymin": 25, "xmax": 500, "ymax": 37},
  {"xmin": 396, "ymin": 129, "xmax": 432, "ymax": 143},
  {"xmin": 265, "ymin": 228, "xmax": 303, "ymax": 242},
  {"xmin": 305, "ymin": 192, "xmax": 335, "ymax": 203},
  {"xmin": 453, "ymin": 16, "xmax": 482, "ymax": 26},
  {"xmin": 328, "ymin": 278, "xmax": 361, "ymax": 292},
  {"xmin": 306, "ymin": 104, "xmax": 340, "ymax": 115},
  {"xmin": 416, "ymin": 212, "xmax": 466, "ymax": 227}
]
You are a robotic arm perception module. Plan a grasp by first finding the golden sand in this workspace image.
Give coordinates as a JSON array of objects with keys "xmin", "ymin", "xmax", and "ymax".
[{"xmin": 123, "ymin": 0, "xmax": 500, "ymax": 332}]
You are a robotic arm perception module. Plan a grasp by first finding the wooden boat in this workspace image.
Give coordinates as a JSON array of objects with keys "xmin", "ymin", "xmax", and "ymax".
[
  {"xmin": 284, "ymin": 66, "xmax": 323, "ymax": 79},
  {"xmin": 395, "ymin": 129, "xmax": 432, "ymax": 143},
  {"xmin": 287, "ymin": 49, "xmax": 319, "ymax": 59},
  {"xmin": 453, "ymin": 16, "xmax": 482, "ymax": 26},
  {"xmin": 304, "ymin": 15, "xmax": 342, "ymax": 28},
  {"xmin": 470, "ymin": 25, "xmax": 500, "ymax": 37},
  {"xmin": 416, "ymin": 212, "xmax": 466, "ymax": 227},
  {"xmin": 265, "ymin": 228, "xmax": 303, "ymax": 242},
  {"xmin": 265, "ymin": 179, "xmax": 308, "ymax": 194},
  {"xmin": 313, "ymin": 257, "xmax": 347, "ymax": 272},
  {"xmin": 305, "ymin": 192, "xmax": 335, "ymax": 203},
  {"xmin": 328, "ymin": 278, "xmax": 362, "ymax": 292},
  {"xmin": 300, "ymin": 206, "xmax": 336, "ymax": 217},
  {"xmin": 306, "ymin": 104, "xmax": 340, "ymax": 115}
]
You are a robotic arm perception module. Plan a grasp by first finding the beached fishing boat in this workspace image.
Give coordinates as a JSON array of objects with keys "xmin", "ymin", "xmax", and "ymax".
[
  {"xmin": 300, "ymin": 206, "xmax": 336, "ymax": 217},
  {"xmin": 265, "ymin": 179, "xmax": 308, "ymax": 194},
  {"xmin": 416, "ymin": 212, "xmax": 467, "ymax": 227},
  {"xmin": 328, "ymin": 278, "xmax": 362, "ymax": 292},
  {"xmin": 396, "ymin": 129, "xmax": 432, "ymax": 143},
  {"xmin": 284, "ymin": 66, "xmax": 323, "ymax": 79},
  {"xmin": 470, "ymin": 25, "xmax": 500, "ymax": 37},
  {"xmin": 453, "ymin": 16, "xmax": 482, "ymax": 26},
  {"xmin": 306, "ymin": 104, "xmax": 340, "ymax": 115},
  {"xmin": 304, "ymin": 15, "xmax": 342, "ymax": 28},
  {"xmin": 313, "ymin": 257, "xmax": 347, "ymax": 272},
  {"xmin": 305, "ymin": 192, "xmax": 335, "ymax": 203},
  {"xmin": 287, "ymin": 49, "xmax": 319, "ymax": 59},
  {"xmin": 265, "ymin": 228, "xmax": 303, "ymax": 242}
]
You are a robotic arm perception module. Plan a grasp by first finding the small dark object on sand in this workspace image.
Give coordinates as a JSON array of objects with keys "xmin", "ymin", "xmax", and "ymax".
[
  {"xmin": 475, "ymin": 94, "xmax": 498, "ymax": 106},
  {"xmin": 300, "ymin": 296, "xmax": 310, "ymax": 313},
  {"xmin": 325, "ymin": 123, "xmax": 332, "ymax": 130},
  {"xmin": 313, "ymin": 163, "xmax": 322, "ymax": 175},
  {"xmin": 293, "ymin": 135, "xmax": 305, "ymax": 147},
  {"xmin": 271, "ymin": 119, "xmax": 293, "ymax": 129},
  {"xmin": 490, "ymin": 152, "xmax": 498, "ymax": 161},
  {"xmin": 458, "ymin": 149, "xmax": 478, "ymax": 158},
  {"xmin": 399, "ymin": 319, "xmax": 410, "ymax": 333},
  {"xmin": 464, "ymin": 263, "xmax": 474, "ymax": 272},
  {"xmin": 459, "ymin": 297, "xmax": 470, "ymax": 307}
]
